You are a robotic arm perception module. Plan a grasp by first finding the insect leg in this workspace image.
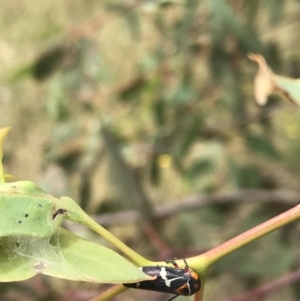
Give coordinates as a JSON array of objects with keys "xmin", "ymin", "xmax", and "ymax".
[
  {"xmin": 183, "ymin": 258, "xmax": 189, "ymax": 269},
  {"xmin": 165, "ymin": 259, "xmax": 179, "ymax": 268}
]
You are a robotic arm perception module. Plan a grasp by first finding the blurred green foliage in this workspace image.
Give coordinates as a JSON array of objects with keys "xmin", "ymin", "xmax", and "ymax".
[{"xmin": 1, "ymin": 0, "xmax": 300, "ymax": 300}]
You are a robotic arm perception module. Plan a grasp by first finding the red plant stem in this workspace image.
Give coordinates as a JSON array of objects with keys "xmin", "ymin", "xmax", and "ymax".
[{"xmin": 202, "ymin": 204, "xmax": 300, "ymax": 267}]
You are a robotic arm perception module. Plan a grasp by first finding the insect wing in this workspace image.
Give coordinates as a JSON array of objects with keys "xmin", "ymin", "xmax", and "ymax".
[
  {"xmin": 123, "ymin": 266, "xmax": 161, "ymax": 290},
  {"xmin": 124, "ymin": 266, "xmax": 190, "ymax": 294}
]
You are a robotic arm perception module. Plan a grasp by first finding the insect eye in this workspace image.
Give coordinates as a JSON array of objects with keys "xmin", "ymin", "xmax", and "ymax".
[
  {"xmin": 193, "ymin": 282, "xmax": 200, "ymax": 290},
  {"xmin": 179, "ymin": 283, "xmax": 190, "ymax": 295}
]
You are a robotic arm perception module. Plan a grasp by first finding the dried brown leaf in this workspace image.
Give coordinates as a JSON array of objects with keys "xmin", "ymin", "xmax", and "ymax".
[
  {"xmin": 248, "ymin": 53, "xmax": 276, "ymax": 105},
  {"xmin": 249, "ymin": 53, "xmax": 300, "ymax": 106}
]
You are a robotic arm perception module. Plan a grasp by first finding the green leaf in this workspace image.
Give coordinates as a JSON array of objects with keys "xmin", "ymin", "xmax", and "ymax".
[
  {"xmin": 275, "ymin": 76, "xmax": 300, "ymax": 104},
  {"xmin": 228, "ymin": 160, "xmax": 262, "ymax": 188},
  {"xmin": 171, "ymin": 68, "xmax": 197, "ymax": 105},
  {"xmin": 245, "ymin": 133, "xmax": 280, "ymax": 159},
  {"xmin": 33, "ymin": 46, "xmax": 66, "ymax": 80},
  {"xmin": 0, "ymin": 180, "xmax": 149, "ymax": 268},
  {"xmin": 207, "ymin": 0, "xmax": 263, "ymax": 53},
  {"xmin": 174, "ymin": 115, "xmax": 203, "ymax": 158},
  {"xmin": 186, "ymin": 159, "xmax": 214, "ymax": 181},
  {"xmin": 150, "ymin": 155, "xmax": 161, "ymax": 186},
  {"xmin": 0, "ymin": 181, "xmax": 65, "ymax": 237},
  {"xmin": 0, "ymin": 228, "xmax": 151, "ymax": 283},
  {"xmin": 264, "ymin": 0, "xmax": 285, "ymax": 24},
  {"xmin": 118, "ymin": 78, "xmax": 146, "ymax": 103},
  {"xmin": 244, "ymin": 0, "xmax": 260, "ymax": 24},
  {"xmin": 152, "ymin": 98, "xmax": 166, "ymax": 126}
]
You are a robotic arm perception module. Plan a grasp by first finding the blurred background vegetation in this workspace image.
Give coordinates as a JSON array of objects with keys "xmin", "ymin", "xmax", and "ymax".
[{"xmin": 0, "ymin": 0, "xmax": 300, "ymax": 300}]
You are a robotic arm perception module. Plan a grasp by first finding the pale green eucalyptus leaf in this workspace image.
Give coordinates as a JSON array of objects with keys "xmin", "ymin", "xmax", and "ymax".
[{"xmin": 0, "ymin": 228, "xmax": 151, "ymax": 283}]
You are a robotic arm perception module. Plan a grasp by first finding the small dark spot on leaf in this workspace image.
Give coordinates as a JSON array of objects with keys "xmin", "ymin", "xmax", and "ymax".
[
  {"xmin": 13, "ymin": 185, "xmax": 17, "ymax": 189},
  {"xmin": 52, "ymin": 209, "xmax": 67, "ymax": 220},
  {"xmin": 38, "ymin": 204, "xmax": 42, "ymax": 207},
  {"xmin": 15, "ymin": 242, "xmax": 20, "ymax": 248},
  {"xmin": 18, "ymin": 220, "xmax": 22, "ymax": 224},
  {"xmin": 25, "ymin": 214, "xmax": 29, "ymax": 218}
]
